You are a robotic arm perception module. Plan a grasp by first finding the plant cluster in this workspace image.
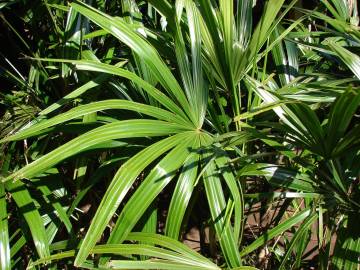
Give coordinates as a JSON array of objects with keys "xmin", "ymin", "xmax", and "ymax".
[{"xmin": 0, "ymin": 0, "xmax": 359, "ymax": 269}]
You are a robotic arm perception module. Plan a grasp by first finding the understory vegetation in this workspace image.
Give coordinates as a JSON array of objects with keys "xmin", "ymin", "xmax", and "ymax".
[{"xmin": 0, "ymin": 0, "xmax": 359, "ymax": 269}]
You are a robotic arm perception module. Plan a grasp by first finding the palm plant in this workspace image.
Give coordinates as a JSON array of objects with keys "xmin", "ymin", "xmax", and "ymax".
[{"xmin": 0, "ymin": 0, "xmax": 359, "ymax": 269}]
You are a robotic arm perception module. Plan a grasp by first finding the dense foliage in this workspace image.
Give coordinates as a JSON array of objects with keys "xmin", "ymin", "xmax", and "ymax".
[{"xmin": 0, "ymin": 0, "xmax": 359, "ymax": 269}]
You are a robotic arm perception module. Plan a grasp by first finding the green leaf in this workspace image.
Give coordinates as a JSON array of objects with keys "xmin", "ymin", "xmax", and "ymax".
[
  {"xmin": 61, "ymin": 6, "xmax": 83, "ymax": 78},
  {"xmin": 125, "ymin": 233, "xmax": 217, "ymax": 267},
  {"xmin": 5, "ymin": 181, "xmax": 50, "ymax": 259},
  {"xmin": 332, "ymin": 214, "xmax": 360, "ymax": 270},
  {"xmin": 24, "ymin": 58, "xmax": 189, "ymax": 123},
  {"xmin": 70, "ymin": 1, "xmax": 194, "ymax": 124},
  {"xmin": 74, "ymin": 132, "xmax": 196, "ymax": 266},
  {"xmin": 0, "ymin": 183, "xmax": 10, "ymax": 270},
  {"xmin": 174, "ymin": 0, "xmax": 206, "ymax": 128},
  {"xmin": 240, "ymin": 208, "xmax": 312, "ymax": 256},
  {"xmin": 327, "ymin": 41, "xmax": 360, "ymax": 80},
  {"xmin": 32, "ymin": 172, "xmax": 72, "ymax": 233},
  {"xmin": 39, "ymin": 61, "xmax": 126, "ymax": 116},
  {"xmin": 279, "ymin": 212, "xmax": 318, "ymax": 269},
  {"xmin": 236, "ymin": 0, "xmax": 252, "ymax": 49},
  {"xmin": 2, "ymin": 100, "xmax": 190, "ymax": 142},
  {"xmin": 215, "ymin": 153, "xmax": 244, "ymax": 244},
  {"xmin": 3, "ymin": 120, "xmax": 188, "ymax": 182},
  {"xmin": 165, "ymin": 153, "xmax": 199, "ymax": 239},
  {"xmin": 245, "ymin": 76, "xmax": 327, "ymax": 155},
  {"xmin": 107, "ymin": 260, "xmax": 212, "ymax": 270},
  {"xmin": 200, "ymin": 134, "xmax": 242, "ymax": 268},
  {"xmin": 106, "ymin": 135, "xmax": 197, "ymax": 245},
  {"xmin": 30, "ymin": 233, "xmax": 220, "ymax": 269},
  {"xmin": 233, "ymin": 100, "xmax": 297, "ymax": 121},
  {"xmin": 235, "ymin": 0, "xmax": 287, "ymax": 81},
  {"xmin": 239, "ymin": 164, "xmax": 316, "ymax": 193},
  {"xmin": 219, "ymin": 0, "xmax": 234, "ymax": 73},
  {"xmin": 326, "ymin": 88, "xmax": 360, "ymax": 156}
]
